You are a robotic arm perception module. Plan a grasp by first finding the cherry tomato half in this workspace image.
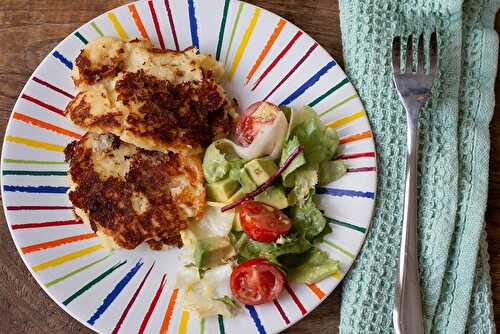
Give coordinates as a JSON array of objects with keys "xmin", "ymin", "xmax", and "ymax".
[
  {"xmin": 239, "ymin": 201, "xmax": 292, "ymax": 243},
  {"xmin": 230, "ymin": 258, "xmax": 285, "ymax": 305},
  {"xmin": 234, "ymin": 101, "xmax": 279, "ymax": 146}
]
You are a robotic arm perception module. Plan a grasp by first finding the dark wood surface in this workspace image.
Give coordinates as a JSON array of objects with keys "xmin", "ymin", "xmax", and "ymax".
[{"xmin": 0, "ymin": 1, "xmax": 498, "ymax": 333}]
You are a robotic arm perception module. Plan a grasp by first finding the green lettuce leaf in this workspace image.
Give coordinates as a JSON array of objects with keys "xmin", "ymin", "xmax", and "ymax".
[
  {"xmin": 202, "ymin": 143, "xmax": 230, "ymax": 183},
  {"xmin": 235, "ymin": 233, "xmax": 312, "ymax": 267},
  {"xmin": 287, "ymin": 248, "xmax": 340, "ymax": 284},
  {"xmin": 286, "ymin": 106, "xmax": 317, "ymax": 139},
  {"xmin": 284, "ymin": 167, "xmax": 318, "ymax": 205},
  {"xmin": 213, "ymin": 295, "xmax": 240, "ymax": 308},
  {"xmin": 293, "ymin": 116, "xmax": 340, "ymax": 165},
  {"xmin": 280, "ymin": 106, "xmax": 292, "ymax": 122},
  {"xmin": 318, "ymin": 160, "xmax": 347, "ymax": 185},
  {"xmin": 280, "ymin": 136, "xmax": 306, "ymax": 182},
  {"xmin": 289, "ymin": 195, "xmax": 326, "ymax": 240},
  {"xmin": 312, "ymin": 223, "xmax": 332, "ymax": 245}
]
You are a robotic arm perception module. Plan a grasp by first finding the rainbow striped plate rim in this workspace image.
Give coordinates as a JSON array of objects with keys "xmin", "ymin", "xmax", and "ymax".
[{"xmin": 1, "ymin": 0, "xmax": 377, "ymax": 333}]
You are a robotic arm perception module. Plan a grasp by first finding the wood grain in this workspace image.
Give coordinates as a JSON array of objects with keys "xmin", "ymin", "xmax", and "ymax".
[{"xmin": 0, "ymin": 1, "xmax": 496, "ymax": 333}]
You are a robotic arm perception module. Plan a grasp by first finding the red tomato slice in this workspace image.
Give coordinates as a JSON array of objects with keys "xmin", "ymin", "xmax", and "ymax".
[
  {"xmin": 234, "ymin": 101, "xmax": 279, "ymax": 146},
  {"xmin": 239, "ymin": 201, "xmax": 292, "ymax": 242},
  {"xmin": 230, "ymin": 258, "xmax": 285, "ymax": 305}
]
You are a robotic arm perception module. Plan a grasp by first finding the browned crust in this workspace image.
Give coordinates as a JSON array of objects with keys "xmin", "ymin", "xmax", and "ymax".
[
  {"xmin": 115, "ymin": 69, "xmax": 234, "ymax": 151},
  {"xmin": 74, "ymin": 52, "xmax": 124, "ymax": 86},
  {"xmin": 64, "ymin": 92, "xmax": 122, "ymax": 130},
  {"xmin": 65, "ymin": 133, "xmax": 204, "ymax": 250}
]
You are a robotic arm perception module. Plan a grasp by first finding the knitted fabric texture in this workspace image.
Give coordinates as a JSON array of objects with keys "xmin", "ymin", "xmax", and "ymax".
[{"xmin": 337, "ymin": 0, "xmax": 498, "ymax": 333}]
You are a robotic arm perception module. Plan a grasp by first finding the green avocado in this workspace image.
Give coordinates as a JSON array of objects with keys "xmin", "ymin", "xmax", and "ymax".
[
  {"xmin": 193, "ymin": 237, "xmax": 234, "ymax": 269},
  {"xmin": 238, "ymin": 168, "xmax": 257, "ymax": 192},
  {"xmin": 226, "ymin": 187, "xmax": 247, "ymax": 203},
  {"xmin": 206, "ymin": 177, "xmax": 240, "ymax": 202},
  {"xmin": 255, "ymin": 185, "xmax": 289, "ymax": 209},
  {"xmin": 245, "ymin": 159, "xmax": 278, "ymax": 186}
]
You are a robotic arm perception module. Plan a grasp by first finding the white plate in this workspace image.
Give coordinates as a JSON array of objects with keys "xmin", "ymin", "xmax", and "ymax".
[{"xmin": 1, "ymin": 1, "xmax": 377, "ymax": 333}]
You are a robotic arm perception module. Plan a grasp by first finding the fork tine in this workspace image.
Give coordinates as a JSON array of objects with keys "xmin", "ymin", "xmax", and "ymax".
[
  {"xmin": 429, "ymin": 31, "xmax": 438, "ymax": 75},
  {"xmin": 405, "ymin": 34, "xmax": 413, "ymax": 73},
  {"xmin": 392, "ymin": 36, "xmax": 401, "ymax": 73},
  {"xmin": 417, "ymin": 33, "xmax": 424, "ymax": 74}
]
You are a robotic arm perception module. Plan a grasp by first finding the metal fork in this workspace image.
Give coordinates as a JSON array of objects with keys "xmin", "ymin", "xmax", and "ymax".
[{"xmin": 391, "ymin": 31, "xmax": 438, "ymax": 334}]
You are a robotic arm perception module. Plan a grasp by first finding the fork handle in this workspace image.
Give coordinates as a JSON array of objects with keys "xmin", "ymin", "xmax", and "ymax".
[{"xmin": 393, "ymin": 108, "xmax": 424, "ymax": 334}]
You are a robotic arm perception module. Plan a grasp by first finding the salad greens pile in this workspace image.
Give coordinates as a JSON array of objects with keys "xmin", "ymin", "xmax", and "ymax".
[{"xmin": 200, "ymin": 105, "xmax": 346, "ymax": 284}]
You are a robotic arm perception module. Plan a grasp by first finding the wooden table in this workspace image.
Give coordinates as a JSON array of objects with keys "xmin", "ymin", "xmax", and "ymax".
[{"xmin": 0, "ymin": 1, "xmax": 498, "ymax": 333}]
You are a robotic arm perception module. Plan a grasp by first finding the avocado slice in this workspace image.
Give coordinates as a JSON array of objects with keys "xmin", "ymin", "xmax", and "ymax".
[
  {"xmin": 226, "ymin": 187, "xmax": 247, "ymax": 203},
  {"xmin": 245, "ymin": 159, "xmax": 278, "ymax": 186},
  {"xmin": 206, "ymin": 177, "xmax": 240, "ymax": 202},
  {"xmin": 193, "ymin": 236, "xmax": 235, "ymax": 269},
  {"xmin": 238, "ymin": 168, "xmax": 257, "ymax": 192},
  {"xmin": 255, "ymin": 185, "xmax": 289, "ymax": 209}
]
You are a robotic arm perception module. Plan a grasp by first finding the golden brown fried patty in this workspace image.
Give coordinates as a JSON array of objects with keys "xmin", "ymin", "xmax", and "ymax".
[
  {"xmin": 65, "ymin": 132, "xmax": 205, "ymax": 250},
  {"xmin": 65, "ymin": 37, "xmax": 237, "ymax": 155}
]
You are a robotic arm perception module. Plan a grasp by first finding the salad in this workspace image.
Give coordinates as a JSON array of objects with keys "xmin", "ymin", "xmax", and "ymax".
[{"xmin": 176, "ymin": 101, "xmax": 347, "ymax": 318}]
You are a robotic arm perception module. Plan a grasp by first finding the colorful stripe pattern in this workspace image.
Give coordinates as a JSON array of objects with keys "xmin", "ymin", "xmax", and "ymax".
[
  {"xmin": 32, "ymin": 243, "xmax": 104, "ymax": 272},
  {"xmin": 280, "ymin": 60, "xmax": 336, "ymax": 105},
  {"xmin": 32, "ymin": 77, "xmax": 74, "ymax": 99},
  {"xmin": 7, "ymin": 206, "xmax": 72, "ymax": 211},
  {"xmin": 88, "ymin": 260, "xmax": 144, "ymax": 325},
  {"xmin": 273, "ymin": 300, "xmax": 290, "ymax": 324},
  {"xmin": 339, "ymin": 131, "xmax": 373, "ymax": 144},
  {"xmin": 316, "ymin": 187, "xmax": 375, "ymax": 199},
  {"xmin": 4, "ymin": 185, "xmax": 69, "ymax": 194},
  {"xmin": 187, "ymin": 0, "xmax": 199, "ymax": 49},
  {"xmin": 328, "ymin": 218, "xmax": 367, "ymax": 234},
  {"xmin": 107, "ymin": 12, "xmax": 129, "ymax": 40},
  {"xmin": 246, "ymin": 19, "xmax": 286, "ymax": 84},
  {"xmin": 11, "ymin": 219, "xmax": 81, "ymax": 230},
  {"xmin": 63, "ymin": 260, "xmax": 127, "ymax": 306},
  {"xmin": 21, "ymin": 93, "xmax": 65, "ymax": 116},
  {"xmin": 246, "ymin": 305, "xmax": 266, "ymax": 334},
  {"xmin": 338, "ymin": 151, "xmax": 376, "ymax": 160},
  {"xmin": 327, "ymin": 110, "xmax": 365, "ymax": 129},
  {"xmin": 5, "ymin": 135, "xmax": 65, "ymax": 152},
  {"xmin": 263, "ymin": 42, "xmax": 317, "ymax": 101},
  {"xmin": 45, "ymin": 255, "xmax": 112, "ymax": 288},
  {"xmin": 217, "ymin": 314, "xmax": 225, "ymax": 334},
  {"xmin": 128, "ymin": 4, "xmax": 150, "ymax": 40},
  {"xmin": 323, "ymin": 240, "xmax": 356, "ymax": 259},
  {"xmin": 309, "ymin": 78, "xmax": 349, "ymax": 107},
  {"xmin": 319, "ymin": 94, "xmax": 357, "ymax": 117},
  {"xmin": 138, "ymin": 274, "xmax": 167, "ymax": 334},
  {"xmin": 307, "ymin": 283, "xmax": 326, "ymax": 299},
  {"xmin": 252, "ymin": 31, "xmax": 302, "ymax": 91},
  {"xmin": 148, "ymin": 1, "xmax": 165, "ymax": 49},
  {"xmin": 159, "ymin": 288, "xmax": 179, "ymax": 334},
  {"xmin": 3, "ymin": 170, "xmax": 67, "ymax": 176},
  {"xmin": 13, "ymin": 112, "xmax": 82, "ymax": 139},
  {"xmin": 223, "ymin": 2, "xmax": 244, "ymax": 65},
  {"xmin": 91, "ymin": 22, "xmax": 104, "ymax": 37},
  {"xmin": 3, "ymin": 2, "xmax": 377, "ymax": 333},
  {"xmin": 3, "ymin": 158, "xmax": 65, "ymax": 164},
  {"xmin": 112, "ymin": 262, "xmax": 155, "ymax": 333},
  {"xmin": 52, "ymin": 51, "xmax": 73, "ymax": 70},
  {"xmin": 74, "ymin": 32, "xmax": 88, "ymax": 44},
  {"xmin": 21, "ymin": 232, "xmax": 96, "ymax": 254},
  {"xmin": 164, "ymin": 0, "xmax": 180, "ymax": 50},
  {"xmin": 178, "ymin": 310, "xmax": 190, "ymax": 334},
  {"xmin": 215, "ymin": 0, "xmax": 231, "ymax": 60},
  {"xmin": 227, "ymin": 7, "xmax": 261, "ymax": 81},
  {"xmin": 284, "ymin": 284, "xmax": 307, "ymax": 315}
]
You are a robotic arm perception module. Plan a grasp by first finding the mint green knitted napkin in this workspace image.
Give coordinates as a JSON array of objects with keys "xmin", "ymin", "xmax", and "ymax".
[{"xmin": 337, "ymin": 0, "xmax": 498, "ymax": 333}]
